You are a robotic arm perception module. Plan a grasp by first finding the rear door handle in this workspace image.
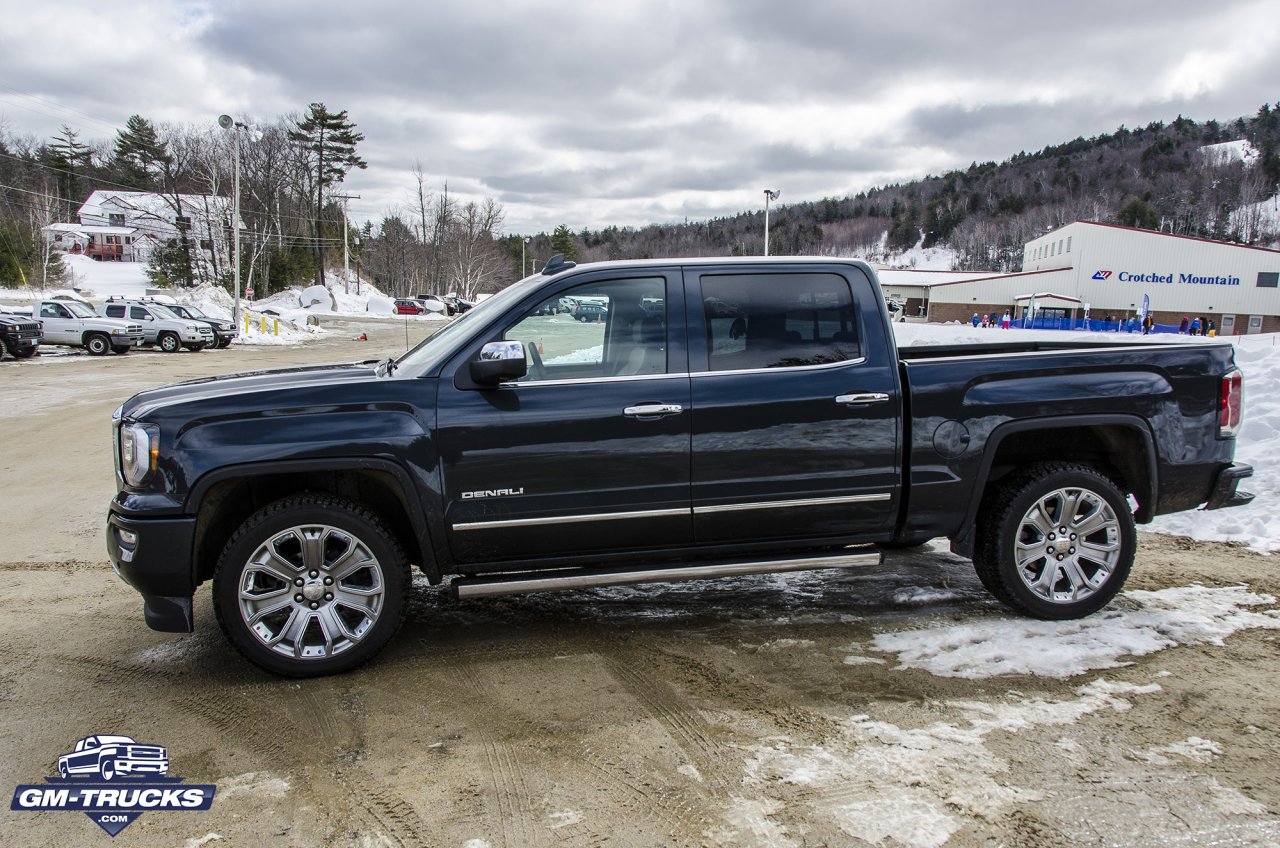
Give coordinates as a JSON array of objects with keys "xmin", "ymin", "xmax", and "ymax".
[
  {"xmin": 835, "ymin": 392, "xmax": 890, "ymax": 405},
  {"xmin": 624, "ymin": 403, "xmax": 683, "ymax": 417}
]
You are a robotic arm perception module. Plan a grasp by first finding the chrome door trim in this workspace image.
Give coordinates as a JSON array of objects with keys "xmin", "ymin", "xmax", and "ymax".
[
  {"xmin": 693, "ymin": 493, "xmax": 890, "ymax": 515},
  {"xmin": 501, "ymin": 372, "xmax": 692, "ymax": 389},
  {"xmin": 691, "ymin": 356, "xmax": 867, "ymax": 378},
  {"xmin": 835, "ymin": 392, "xmax": 890, "ymax": 404},
  {"xmin": 624, "ymin": 403, "xmax": 684, "ymax": 417},
  {"xmin": 453, "ymin": 506, "xmax": 691, "ymax": 532}
]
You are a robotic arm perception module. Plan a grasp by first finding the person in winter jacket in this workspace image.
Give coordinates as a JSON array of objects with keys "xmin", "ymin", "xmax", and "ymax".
[{"xmin": 1179, "ymin": 316, "xmax": 1190, "ymax": 334}]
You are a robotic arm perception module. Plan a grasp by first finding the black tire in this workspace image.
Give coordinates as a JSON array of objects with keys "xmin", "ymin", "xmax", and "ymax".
[
  {"xmin": 184, "ymin": 343, "xmax": 206, "ymax": 352},
  {"xmin": 973, "ymin": 462, "xmax": 1135, "ymax": 620},
  {"xmin": 112, "ymin": 345, "xmax": 131, "ymax": 355},
  {"xmin": 216, "ymin": 338, "xmax": 232, "ymax": 349},
  {"xmin": 0, "ymin": 337, "xmax": 9, "ymax": 359},
  {"xmin": 158, "ymin": 332, "xmax": 181, "ymax": 353},
  {"xmin": 212, "ymin": 494, "xmax": 410, "ymax": 677},
  {"xmin": 14, "ymin": 346, "xmax": 36, "ymax": 358},
  {"xmin": 85, "ymin": 333, "xmax": 111, "ymax": 356}
]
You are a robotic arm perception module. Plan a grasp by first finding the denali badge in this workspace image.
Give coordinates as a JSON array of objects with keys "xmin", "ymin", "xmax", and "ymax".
[{"xmin": 461, "ymin": 488, "xmax": 525, "ymax": 499}]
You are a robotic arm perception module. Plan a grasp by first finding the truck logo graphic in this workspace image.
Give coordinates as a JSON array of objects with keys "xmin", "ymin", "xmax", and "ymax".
[
  {"xmin": 57, "ymin": 735, "xmax": 169, "ymax": 781},
  {"xmin": 1092, "ymin": 270, "xmax": 1113, "ymax": 280},
  {"xmin": 11, "ymin": 734, "xmax": 215, "ymax": 837}
]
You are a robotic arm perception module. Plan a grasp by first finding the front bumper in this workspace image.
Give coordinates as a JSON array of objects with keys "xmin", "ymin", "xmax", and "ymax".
[
  {"xmin": 106, "ymin": 509, "xmax": 198, "ymax": 632},
  {"xmin": 1205, "ymin": 462, "xmax": 1254, "ymax": 510}
]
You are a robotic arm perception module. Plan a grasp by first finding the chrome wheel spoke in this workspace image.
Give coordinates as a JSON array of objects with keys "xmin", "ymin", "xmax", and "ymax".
[
  {"xmin": 1013, "ymin": 485, "xmax": 1124, "ymax": 605},
  {"xmin": 238, "ymin": 521, "xmax": 387, "ymax": 660}
]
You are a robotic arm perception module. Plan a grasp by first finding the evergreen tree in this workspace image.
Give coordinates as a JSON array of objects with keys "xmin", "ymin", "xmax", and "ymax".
[
  {"xmin": 1116, "ymin": 197, "xmax": 1160, "ymax": 230},
  {"xmin": 549, "ymin": 224, "xmax": 579, "ymax": 262},
  {"xmin": 46, "ymin": 125, "xmax": 91, "ymax": 218},
  {"xmin": 112, "ymin": 114, "xmax": 167, "ymax": 190},
  {"xmin": 288, "ymin": 103, "xmax": 367, "ymax": 287}
]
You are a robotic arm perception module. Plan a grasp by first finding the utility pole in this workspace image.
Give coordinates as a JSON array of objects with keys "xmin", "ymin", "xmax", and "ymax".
[{"xmin": 331, "ymin": 193, "xmax": 360, "ymax": 293}]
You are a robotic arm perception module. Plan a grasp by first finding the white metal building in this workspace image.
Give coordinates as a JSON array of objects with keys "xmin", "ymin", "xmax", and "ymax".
[{"xmin": 920, "ymin": 221, "xmax": 1280, "ymax": 333}]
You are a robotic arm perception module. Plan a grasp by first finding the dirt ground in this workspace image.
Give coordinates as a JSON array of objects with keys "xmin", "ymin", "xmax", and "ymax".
[{"xmin": 1, "ymin": 316, "xmax": 1277, "ymax": 848}]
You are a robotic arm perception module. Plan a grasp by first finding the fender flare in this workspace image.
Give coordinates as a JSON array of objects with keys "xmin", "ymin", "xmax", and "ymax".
[
  {"xmin": 186, "ymin": 456, "xmax": 441, "ymax": 582},
  {"xmin": 952, "ymin": 414, "xmax": 1157, "ymax": 556}
]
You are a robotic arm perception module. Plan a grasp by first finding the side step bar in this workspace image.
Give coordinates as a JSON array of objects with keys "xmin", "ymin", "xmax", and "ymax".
[{"xmin": 450, "ymin": 547, "xmax": 882, "ymax": 599}]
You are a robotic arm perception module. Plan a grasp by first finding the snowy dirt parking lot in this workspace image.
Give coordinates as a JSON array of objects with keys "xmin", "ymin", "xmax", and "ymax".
[{"xmin": 1, "ymin": 318, "xmax": 1278, "ymax": 847}]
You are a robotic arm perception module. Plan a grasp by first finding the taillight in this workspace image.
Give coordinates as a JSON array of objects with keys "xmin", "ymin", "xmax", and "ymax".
[{"xmin": 1220, "ymin": 369, "xmax": 1243, "ymax": 437}]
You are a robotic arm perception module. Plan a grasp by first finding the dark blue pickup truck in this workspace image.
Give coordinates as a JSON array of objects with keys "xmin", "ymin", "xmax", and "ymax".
[{"xmin": 107, "ymin": 257, "xmax": 1253, "ymax": 676}]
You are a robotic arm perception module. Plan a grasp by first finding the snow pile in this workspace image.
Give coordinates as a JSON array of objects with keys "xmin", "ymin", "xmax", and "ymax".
[
  {"xmin": 299, "ymin": 285, "xmax": 334, "ymax": 311},
  {"xmin": 365, "ymin": 295, "xmax": 396, "ymax": 316},
  {"xmin": 867, "ymin": 585, "xmax": 1280, "ymax": 679},
  {"xmin": 173, "ymin": 285, "xmax": 322, "ymax": 347}
]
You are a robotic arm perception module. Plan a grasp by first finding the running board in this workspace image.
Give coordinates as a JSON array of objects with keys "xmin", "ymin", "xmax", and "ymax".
[{"xmin": 450, "ymin": 547, "xmax": 882, "ymax": 599}]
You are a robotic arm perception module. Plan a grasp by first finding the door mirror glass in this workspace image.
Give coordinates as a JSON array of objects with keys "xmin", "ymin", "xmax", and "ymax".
[{"xmin": 470, "ymin": 340, "xmax": 528, "ymax": 385}]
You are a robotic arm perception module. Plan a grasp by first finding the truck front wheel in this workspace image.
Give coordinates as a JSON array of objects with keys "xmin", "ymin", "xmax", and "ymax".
[
  {"xmin": 159, "ymin": 332, "xmax": 181, "ymax": 353},
  {"xmin": 85, "ymin": 333, "xmax": 111, "ymax": 356},
  {"xmin": 212, "ymin": 494, "xmax": 410, "ymax": 677},
  {"xmin": 973, "ymin": 463, "xmax": 1135, "ymax": 620}
]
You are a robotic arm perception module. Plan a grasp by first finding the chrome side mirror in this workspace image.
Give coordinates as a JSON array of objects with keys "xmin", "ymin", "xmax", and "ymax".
[{"xmin": 470, "ymin": 340, "xmax": 528, "ymax": 385}]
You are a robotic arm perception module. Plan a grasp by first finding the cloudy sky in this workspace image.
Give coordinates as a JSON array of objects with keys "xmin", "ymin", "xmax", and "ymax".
[{"xmin": 2, "ymin": 0, "xmax": 1278, "ymax": 234}]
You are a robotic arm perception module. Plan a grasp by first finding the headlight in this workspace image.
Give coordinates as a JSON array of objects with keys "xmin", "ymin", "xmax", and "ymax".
[
  {"xmin": 111, "ymin": 328, "xmax": 128, "ymax": 335},
  {"xmin": 120, "ymin": 422, "xmax": 159, "ymax": 487},
  {"xmin": 187, "ymin": 324, "xmax": 200, "ymax": 332}
]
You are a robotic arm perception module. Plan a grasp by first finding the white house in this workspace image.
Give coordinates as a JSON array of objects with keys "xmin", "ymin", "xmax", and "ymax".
[{"xmin": 44, "ymin": 190, "xmax": 234, "ymax": 265}]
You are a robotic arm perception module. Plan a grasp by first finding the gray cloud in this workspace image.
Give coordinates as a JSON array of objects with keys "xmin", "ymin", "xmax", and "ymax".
[{"xmin": 1, "ymin": 0, "xmax": 1277, "ymax": 233}]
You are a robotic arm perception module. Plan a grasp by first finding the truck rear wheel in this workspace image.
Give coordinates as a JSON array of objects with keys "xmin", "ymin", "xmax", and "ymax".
[
  {"xmin": 212, "ymin": 494, "xmax": 410, "ymax": 677},
  {"xmin": 973, "ymin": 463, "xmax": 1134, "ymax": 620},
  {"xmin": 85, "ymin": 333, "xmax": 111, "ymax": 356}
]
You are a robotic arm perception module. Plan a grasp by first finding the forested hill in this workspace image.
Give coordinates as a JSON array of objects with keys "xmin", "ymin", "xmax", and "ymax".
[{"xmin": 567, "ymin": 104, "xmax": 1280, "ymax": 272}]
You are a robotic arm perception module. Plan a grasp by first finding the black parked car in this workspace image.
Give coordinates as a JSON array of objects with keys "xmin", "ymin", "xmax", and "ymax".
[
  {"xmin": 572, "ymin": 301, "xmax": 608, "ymax": 322},
  {"xmin": 0, "ymin": 312, "xmax": 41, "ymax": 359},
  {"xmin": 165, "ymin": 304, "xmax": 239, "ymax": 348}
]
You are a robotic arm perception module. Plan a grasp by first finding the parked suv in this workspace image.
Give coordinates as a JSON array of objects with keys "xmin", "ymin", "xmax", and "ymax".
[
  {"xmin": 165, "ymin": 303, "xmax": 238, "ymax": 348},
  {"xmin": 0, "ymin": 311, "xmax": 41, "ymax": 359},
  {"xmin": 100, "ymin": 298, "xmax": 214, "ymax": 352}
]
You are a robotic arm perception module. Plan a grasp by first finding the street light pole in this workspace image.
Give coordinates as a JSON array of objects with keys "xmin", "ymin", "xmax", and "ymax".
[
  {"xmin": 218, "ymin": 115, "xmax": 245, "ymax": 325},
  {"xmin": 763, "ymin": 189, "xmax": 780, "ymax": 256}
]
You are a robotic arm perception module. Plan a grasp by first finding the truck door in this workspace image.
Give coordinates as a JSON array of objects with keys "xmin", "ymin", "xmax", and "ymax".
[
  {"xmin": 38, "ymin": 302, "xmax": 74, "ymax": 344},
  {"xmin": 685, "ymin": 265, "xmax": 901, "ymax": 544},
  {"xmin": 435, "ymin": 270, "xmax": 692, "ymax": 564}
]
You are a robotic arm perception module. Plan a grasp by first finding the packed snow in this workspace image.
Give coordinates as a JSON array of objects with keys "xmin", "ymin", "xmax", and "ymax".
[{"xmin": 868, "ymin": 585, "xmax": 1280, "ymax": 679}]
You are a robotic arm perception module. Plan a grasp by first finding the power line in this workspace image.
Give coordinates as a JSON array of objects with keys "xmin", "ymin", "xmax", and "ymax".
[{"xmin": 0, "ymin": 86, "xmax": 121, "ymax": 134}]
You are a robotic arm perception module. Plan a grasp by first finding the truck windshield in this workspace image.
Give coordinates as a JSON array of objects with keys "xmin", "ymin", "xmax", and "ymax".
[
  {"xmin": 149, "ymin": 305, "xmax": 181, "ymax": 320},
  {"xmin": 394, "ymin": 275, "xmax": 543, "ymax": 374},
  {"xmin": 64, "ymin": 302, "xmax": 96, "ymax": 318}
]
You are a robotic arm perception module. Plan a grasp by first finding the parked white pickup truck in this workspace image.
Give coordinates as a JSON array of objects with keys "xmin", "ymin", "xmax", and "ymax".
[{"xmin": 36, "ymin": 300, "xmax": 143, "ymax": 355}]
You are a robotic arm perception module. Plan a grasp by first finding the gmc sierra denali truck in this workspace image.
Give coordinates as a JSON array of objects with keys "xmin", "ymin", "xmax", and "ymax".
[{"xmin": 106, "ymin": 257, "xmax": 1254, "ymax": 677}]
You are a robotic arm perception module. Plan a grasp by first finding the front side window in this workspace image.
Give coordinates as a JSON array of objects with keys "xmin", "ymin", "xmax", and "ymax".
[
  {"xmin": 130, "ymin": 307, "xmax": 149, "ymax": 321},
  {"xmin": 503, "ymin": 277, "xmax": 666, "ymax": 382},
  {"xmin": 701, "ymin": 273, "xmax": 860, "ymax": 371}
]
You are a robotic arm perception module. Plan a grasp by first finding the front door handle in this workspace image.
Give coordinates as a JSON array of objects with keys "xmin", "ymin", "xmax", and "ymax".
[
  {"xmin": 835, "ymin": 392, "xmax": 890, "ymax": 405},
  {"xmin": 624, "ymin": 403, "xmax": 683, "ymax": 417}
]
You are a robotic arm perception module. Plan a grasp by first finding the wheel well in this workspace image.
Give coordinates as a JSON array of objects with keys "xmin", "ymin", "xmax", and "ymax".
[
  {"xmin": 983, "ymin": 424, "xmax": 1153, "ymax": 519},
  {"xmin": 192, "ymin": 469, "xmax": 429, "ymax": 584}
]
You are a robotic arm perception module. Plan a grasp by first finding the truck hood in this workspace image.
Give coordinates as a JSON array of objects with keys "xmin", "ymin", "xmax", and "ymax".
[{"xmin": 121, "ymin": 361, "xmax": 382, "ymax": 420}]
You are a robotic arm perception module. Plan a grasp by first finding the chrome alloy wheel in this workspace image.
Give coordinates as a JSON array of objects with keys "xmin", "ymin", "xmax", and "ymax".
[
  {"xmin": 237, "ymin": 524, "xmax": 386, "ymax": 659},
  {"xmin": 1013, "ymin": 486, "xmax": 1121, "ymax": 604}
]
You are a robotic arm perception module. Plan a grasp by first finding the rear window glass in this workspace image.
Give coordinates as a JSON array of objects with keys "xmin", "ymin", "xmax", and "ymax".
[{"xmin": 701, "ymin": 273, "xmax": 860, "ymax": 371}]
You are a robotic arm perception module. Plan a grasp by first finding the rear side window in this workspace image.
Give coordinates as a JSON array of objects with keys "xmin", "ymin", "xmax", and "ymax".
[
  {"xmin": 701, "ymin": 273, "xmax": 860, "ymax": 371},
  {"xmin": 105, "ymin": 305, "xmax": 125, "ymax": 318}
]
